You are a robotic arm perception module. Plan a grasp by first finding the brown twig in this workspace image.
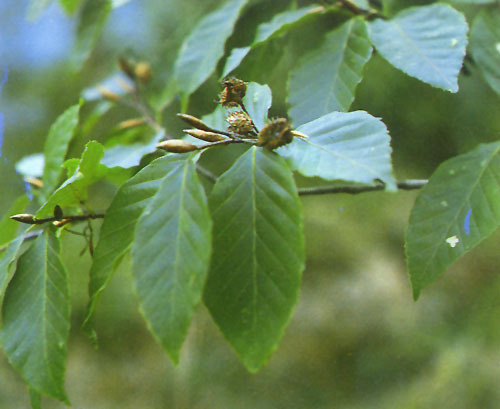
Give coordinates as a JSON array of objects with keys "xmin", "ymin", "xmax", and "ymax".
[
  {"xmin": 10, "ymin": 213, "xmax": 105, "ymax": 225},
  {"xmin": 298, "ymin": 179, "xmax": 428, "ymax": 196}
]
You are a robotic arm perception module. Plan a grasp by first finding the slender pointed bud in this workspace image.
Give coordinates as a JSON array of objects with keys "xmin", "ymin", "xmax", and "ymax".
[
  {"xmin": 24, "ymin": 177, "xmax": 43, "ymax": 188},
  {"xmin": 156, "ymin": 139, "xmax": 199, "ymax": 153},
  {"xmin": 134, "ymin": 62, "xmax": 152, "ymax": 82},
  {"xmin": 290, "ymin": 130, "xmax": 309, "ymax": 140},
  {"xmin": 53, "ymin": 219, "xmax": 71, "ymax": 227},
  {"xmin": 118, "ymin": 117, "xmax": 146, "ymax": 129},
  {"xmin": 177, "ymin": 113, "xmax": 213, "ymax": 131},
  {"xmin": 53, "ymin": 205, "xmax": 63, "ymax": 220},
  {"xmin": 97, "ymin": 85, "xmax": 120, "ymax": 102},
  {"xmin": 118, "ymin": 57, "xmax": 136, "ymax": 80},
  {"xmin": 10, "ymin": 214, "xmax": 38, "ymax": 224},
  {"xmin": 184, "ymin": 129, "xmax": 227, "ymax": 142},
  {"xmin": 257, "ymin": 118, "xmax": 294, "ymax": 150}
]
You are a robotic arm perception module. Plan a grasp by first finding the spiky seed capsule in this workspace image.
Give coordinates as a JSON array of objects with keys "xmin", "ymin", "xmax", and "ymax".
[
  {"xmin": 227, "ymin": 110, "xmax": 255, "ymax": 136},
  {"xmin": 184, "ymin": 129, "xmax": 227, "ymax": 142},
  {"xmin": 218, "ymin": 77, "xmax": 247, "ymax": 107},
  {"xmin": 156, "ymin": 139, "xmax": 199, "ymax": 153},
  {"xmin": 257, "ymin": 118, "xmax": 294, "ymax": 150},
  {"xmin": 177, "ymin": 113, "xmax": 212, "ymax": 132},
  {"xmin": 134, "ymin": 62, "xmax": 152, "ymax": 82}
]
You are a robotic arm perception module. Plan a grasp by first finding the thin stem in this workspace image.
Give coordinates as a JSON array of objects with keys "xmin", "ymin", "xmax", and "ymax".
[
  {"xmin": 0, "ymin": 231, "xmax": 40, "ymax": 253},
  {"xmin": 11, "ymin": 213, "xmax": 105, "ymax": 225},
  {"xmin": 298, "ymin": 179, "xmax": 427, "ymax": 196}
]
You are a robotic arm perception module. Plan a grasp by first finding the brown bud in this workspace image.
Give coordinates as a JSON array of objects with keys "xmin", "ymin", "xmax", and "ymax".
[
  {"xmin": 97, "ymin": 85, "xmax": 120, "ymax": 102},
  {"xmin": 177, "ymin": 113, "xmax": 212, "ymax": 132},
  {"xmin": 134, "ymin": 62, "xmax": 152, "ymax": 83},
  {"xmin": 257, "ymin": 118, "xmax": 294, "ymax": 150},
  {"xmin": 53, "ymin": 205, "xmax": 63, "ymax": 220},
  {"xmin": 156, "ymin": 139, "xmax": 199, "ymax": 153},
  {"xmin": 53, "ymin": 219, "xmax": 71, "ymax": 227},
  {"xmin": 227, "ymin": 110, "xmax": 255, "ymax": 136},
  {"xmin": 218, "ymin": 77, "xmax": 247, "ymax": 107},
  {"xmin": 183, "ymin": 129, "xmax": 227, "ymax": 142},
  {"xmin": 118, "ymin": 117, "xmax": 146, "ymax": 129},
  {"xmin": 10, "ymin": 213, "xmax": 37, "ymax": 224},
  {"xmin": 118, "ymin": 57, "xmax": 136, "ymax": 80}
]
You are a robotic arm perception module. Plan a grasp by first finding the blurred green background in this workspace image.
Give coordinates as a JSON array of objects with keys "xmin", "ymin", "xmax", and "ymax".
[{"xmin": 1, "ymin": 0, "xmax": 500, "ymax": 408}]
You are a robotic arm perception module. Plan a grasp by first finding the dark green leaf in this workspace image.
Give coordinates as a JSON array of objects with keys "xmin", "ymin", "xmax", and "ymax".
[
  {"xmin": 59, "ymin": 0, "xmax": 84, "ymax": 14},
  {"xmin": 0, "ymin": 234, "xmax": 26, "ymax": 308},
  {"xmin": 204, "ymin": 147, "xmax": 305, "ymax": 372},
  {"xmin": 36, "ymin": 141, "xmax": 108, "ymax": 218},
  {"xmin": 406, "ymin": 142, "xmax": 500, "ymax": 300},
  {"xmin": 73, "ymin": 0, "xmax": 112, "ymax": 68},
  {"xmin": 288, "ymin": 17, "xmax": 372, "ymax": 127},
  {"xmin": 469, "ymin": 9, "xmax": 500, "ymax": 98},
  {"xmin": 1, "ymin": 227, "xmax": 70, "ymax": 403},
  {"xmin": 29, "ymin": 388, "xmax": 42, "ymax": 409},
  {"xmin": 0, "ymin": 195, "xmax": 30, "ymax": 247},
  {"xmin": 132, "ymin": 155, "xmax": 211, "ymax": 363},
  {"xmin": 279, "ymin": 111, "xmax": 396, "ymax": 190},
  {"xmin": 369, "ymin": 4, "xmax": 468, "ymax": 92},
  {"xmin": 42, "ymin": 101, "xmax": 82, "ymax": 199},
  {"xmin": 83, "ymin": 154, "xmax": 190, "ymax": 333},
  {"xmin": 174, "ymin": 0, "xmax": 248, "ymax": 98},
  {"xmin": 222, "ymin": 5, "xmax": 322, "ymax": 78}
]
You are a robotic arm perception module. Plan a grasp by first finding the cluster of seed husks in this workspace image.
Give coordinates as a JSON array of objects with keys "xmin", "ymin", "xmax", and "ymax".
[{"xmin": 156, "ymin": 78, "xmax": 304, "ymax": 153}]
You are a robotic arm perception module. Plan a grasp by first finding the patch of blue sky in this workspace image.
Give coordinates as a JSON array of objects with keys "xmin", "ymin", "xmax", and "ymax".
[{"xmin": 0, "ymin": 1, "xmax": 74, "ymax": 69}]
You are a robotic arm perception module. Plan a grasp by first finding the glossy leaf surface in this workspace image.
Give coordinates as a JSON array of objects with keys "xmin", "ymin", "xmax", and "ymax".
[
  {"xmin": 369, "ymin": 4, "xmax": 468, "ymax": 92},
  {"xmin": 406, "ymin": 141, "xmax": 500, "ymax": 299},
  {"xmin": 204, "ymin": 147, "xmax": 304, "ymax": 372},
  {"xmin": 132, "ymin": 155, "xmax": 211, "ymax": 362},
  {"xmin": 1, "ymin": 227, "xmax": 70, "ymax": 403},
  {"xmin": 279, "ymin": 111, "xmax": 396, "ymax": 190}
]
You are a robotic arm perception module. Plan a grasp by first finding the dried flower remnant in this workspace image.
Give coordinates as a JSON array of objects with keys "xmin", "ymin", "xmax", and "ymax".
[{"xmin": 218, "ymin": 77, "xmax": 247, "ymax": 107}]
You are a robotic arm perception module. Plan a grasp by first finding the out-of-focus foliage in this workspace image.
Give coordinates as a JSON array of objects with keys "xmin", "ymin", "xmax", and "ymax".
[{"xmin": 0, "ymin": 0, "xmax": 500, "ymax": 408}]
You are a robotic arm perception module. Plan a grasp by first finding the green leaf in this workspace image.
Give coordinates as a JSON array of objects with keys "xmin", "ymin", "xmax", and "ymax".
[
  {"xmin": 0, "ymin": 233, "xmax": 26, "ymax": 308},
  {"xmin": 0, "ymin": 195, "xmax": 30, "ymax": 247},
  {"xmin": 288, "ymin": 17, "xmax": 372, "ymax": 127},
  {"xmin": 242, "ymin": 82, "xmax": 272, "ymax": 130},
  {"xmin": 174, "ymin": 0, "xmax": 248, "ymax": 98},
  {"xmin": 450, "ymin": 0, "xmax": 494, "ymax": 3},
  {"xmin": 27, "ymin": 0, "xmax": 53, "ymax": 20},
  {"xmin": 132, "ymin": 155, "xmax": 211, "ymax": 363},
  {"xmin": 73, "ymin": 0, "xmax": 112, "ymax": 68},
  {"xmin": 278, "ymin": 111, "xmax": 396, "ymax": 190},
  {"xmin": 29, "ymin": 388, "xmax": 42, "ymax": 409},
  {"xmin": 406, "ymin": 141, "xmax": 500, "ymax": 300},
  {"xmin": 36, "ymin": 141, "xmax": 108, "ymax": 218},
  {"xmin": 83, "ymin": 154, "xmax": 189, "ymax": 333},
  {"xmin": 222, "ymin": 5, "xmax": 322, "ymax": 78},
  {"xmin": 59, "ymin": 0, "xmax": 84, "ymax": 14},
  {"xmin": 368, "ymin": 4, "xmax": 468, "ymax": 92},
  {"xmin": 469, "ymin": 9, "xmax": 500, "ymax": 98},
  {"xmin": 1, "ymin": 227, "xmax": 70, "ymax": 403},
  {"xmin": 204, "ymin": 147, "xmax": 305, "ymax": 372},
  {"xmin": 42, "ymin": 102, "xmax": 82, "ymax": 199}
]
